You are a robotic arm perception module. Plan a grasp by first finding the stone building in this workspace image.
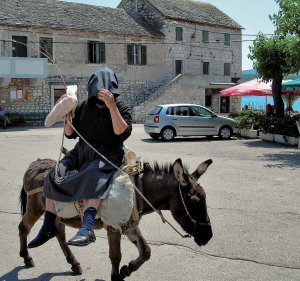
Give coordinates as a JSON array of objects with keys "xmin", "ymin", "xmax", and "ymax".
[{"xmin": 0, "ymin": 0, "xmax": 242, "ymax": 123}]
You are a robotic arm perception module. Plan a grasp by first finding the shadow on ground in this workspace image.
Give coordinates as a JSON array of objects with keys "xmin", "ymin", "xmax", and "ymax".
[
  {"xmin": 241, "ymin": 139, "xmax": 300, "ymax": 169},
  {"xmin": 0, "ymin": 266, "xmax": 106, "ymax": 281}
]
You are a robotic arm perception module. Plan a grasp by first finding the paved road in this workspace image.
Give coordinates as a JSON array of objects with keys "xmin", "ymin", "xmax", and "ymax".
[{"xmin": 0, "ymin": 124, "xmax": 299, "ymax": 281}]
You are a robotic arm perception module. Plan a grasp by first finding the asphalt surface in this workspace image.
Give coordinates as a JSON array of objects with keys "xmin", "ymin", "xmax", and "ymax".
[{"xmin": 0, "ymin": 124, "xmax": 299, "ymax": 281}]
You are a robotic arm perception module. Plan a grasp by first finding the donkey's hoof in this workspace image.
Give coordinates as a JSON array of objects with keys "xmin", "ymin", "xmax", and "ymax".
[
  {"xmin": 24, "ymin": 257, "xmax": 35, "ymax": 268},
  {"xmin": 71, "ymin": 264, "xmax": 83, "ymax": 275},
  {"xmin": 120, "ymin": 265, "xmax": 130, "ymax": 278}
]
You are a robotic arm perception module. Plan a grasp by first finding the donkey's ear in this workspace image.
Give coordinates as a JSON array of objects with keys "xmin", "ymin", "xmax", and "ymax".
[
  {"xmin": 173, "ymin": 158, "xmax": 188, "ymax": 186},
  {"xmin": 191, "ymin": 159, "xmax": 212, "ymax": 180}
]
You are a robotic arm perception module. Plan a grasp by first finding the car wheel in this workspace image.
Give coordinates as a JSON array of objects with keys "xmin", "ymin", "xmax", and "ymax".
[
  {"xmin": 149, "ymin": 134, "xmax": 160, "ymax": 140},
  {"xmin": 160, "ymin": 127, "xmax": 175, "ymax": 141},
  {"xmin": 219, "ymin": 126, "xmax": 232, "ymax": 139}
]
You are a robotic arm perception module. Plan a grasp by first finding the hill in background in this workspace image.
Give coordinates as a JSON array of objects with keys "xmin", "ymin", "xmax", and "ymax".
[{"xmin": 242, "ymin": 69, "xmax": 300, "ymax": 82}]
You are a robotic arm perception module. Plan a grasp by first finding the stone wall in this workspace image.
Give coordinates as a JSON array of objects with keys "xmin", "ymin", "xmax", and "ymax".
[
  {"xmin": 0, "ymin": 25, "xmax": 167, "ymax": 114},
  {"xmin": 132, "ymin": 74, "xmax": 206, "ymax": 123}
]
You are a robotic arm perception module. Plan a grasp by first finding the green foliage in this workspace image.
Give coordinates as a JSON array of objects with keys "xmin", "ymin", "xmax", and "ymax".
[
  {"xmin": 229, "ymin": 110, "xmax": 263, "ymax": 130},
  {"xmin": 259, "ymin": 114, "xmax": 300, "ymax": 137},
  {"xmin": 230, "ymin": 110, "xmax": 300, "ymax": 137},
  {"xmin": 248, "ymin": 34, "xmax": 300, "ymax": 117},
  {"xmin": 271, "ymin": 0, "xmax": 300, "ymax": 36},
  {"xmin": 248, "ymin": 33, "xmax": 298, "ymax": 80}
]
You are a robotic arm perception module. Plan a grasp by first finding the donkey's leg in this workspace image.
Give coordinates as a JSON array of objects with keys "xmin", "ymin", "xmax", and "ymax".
[
  {"xmin": 120, "ymin": 225, "xmax": 151, "ymax": 279},
  {"xmin": 107, "ymin": 229, "xmax": 123, "ymax": 281},
  {"xmin": 55, "ymin": 223, "xmax": 82, "ymax": 275},
  {"xmin": 18, "ymin": 194, "xmax": 44, "ymax": 267}
]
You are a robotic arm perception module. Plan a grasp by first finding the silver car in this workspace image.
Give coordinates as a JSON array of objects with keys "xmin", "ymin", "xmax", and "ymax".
[{"xmin": 144, "ymin": 104, "xmax": 238, "ymax": 141}]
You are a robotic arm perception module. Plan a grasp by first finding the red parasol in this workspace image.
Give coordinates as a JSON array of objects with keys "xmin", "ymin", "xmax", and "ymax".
[{"xmin": 220, "ymin": 79, "xmax": 272, "ymax": 97}]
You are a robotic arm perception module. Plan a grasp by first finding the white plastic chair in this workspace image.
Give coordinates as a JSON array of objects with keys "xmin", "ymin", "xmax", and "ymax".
[{"xmin": 296, "ymin": 121, "xmax": 300, "ymax": 149}]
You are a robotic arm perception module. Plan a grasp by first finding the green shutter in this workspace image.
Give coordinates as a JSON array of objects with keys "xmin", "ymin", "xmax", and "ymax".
[
  {"xmin": 40, "ymin": 37, "xmax": 53, "ymax": 61},
  {"xmin": 141, "ymin": 45, "xmax": 147, "ymax": 65},
  {"xmin": 224, "ymin": 63, "xmax": 231, "ymax": 76},
  {"xmin": 176, "ymin": 27, "xmax": 183, "ymax": 41},
  {"xmin": 202, "ymin": 31, "xmax": 209, "ymax": 43},
  {"xmin": 100, "ymin": 42, "xmax": 106, "ymax": 63},
  {"xmin": 127, "ymin": 44, "xmax": 133, "ymax": 65},
  {"xmin": 224, "ymin": 33, "xmax": 230, "ymax": 46}
]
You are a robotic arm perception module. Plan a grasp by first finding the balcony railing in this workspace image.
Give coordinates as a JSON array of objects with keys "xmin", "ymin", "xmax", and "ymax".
[{"xmin": 0, "ymin": 57, "xmax": 48, "ymax": 78}]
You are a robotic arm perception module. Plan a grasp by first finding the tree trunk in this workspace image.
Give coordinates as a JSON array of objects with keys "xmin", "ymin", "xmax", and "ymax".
[{"xmin": 272, "ymin": 75, "xmax": 284, "ymax": 117}]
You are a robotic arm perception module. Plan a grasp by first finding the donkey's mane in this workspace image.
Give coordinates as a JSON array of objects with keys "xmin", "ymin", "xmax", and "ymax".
[{"xmin": 143, "ymin": 161, "xmax": 189, "ymax": 175}]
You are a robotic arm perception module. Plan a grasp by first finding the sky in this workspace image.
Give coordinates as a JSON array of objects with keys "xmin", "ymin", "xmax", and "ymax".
[{"xmin": 63, "ymin": 0, "xmax": 279, "ymax": 70}]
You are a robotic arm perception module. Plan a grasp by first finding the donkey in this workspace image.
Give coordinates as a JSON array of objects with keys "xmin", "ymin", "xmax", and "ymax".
[{"xmin": 19, "ymin": 157, "xmax": 213, "ymax": 281}]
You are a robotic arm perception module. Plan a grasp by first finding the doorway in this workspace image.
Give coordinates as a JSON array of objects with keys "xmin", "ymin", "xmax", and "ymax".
[{"xmin": 220, "ymin": 96, "xmax": 230, "ymax": 113}]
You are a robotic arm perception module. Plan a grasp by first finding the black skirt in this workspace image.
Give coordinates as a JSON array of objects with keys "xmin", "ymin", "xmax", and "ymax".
[{"xmin": 44, "ymin": 141, "xmax": 124, "ymax": 202}]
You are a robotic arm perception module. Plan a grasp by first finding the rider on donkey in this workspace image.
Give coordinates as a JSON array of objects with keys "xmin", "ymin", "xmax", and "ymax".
[{"xmin": 28, "ymin": 66, "xmax": 132, "ymax": 248}]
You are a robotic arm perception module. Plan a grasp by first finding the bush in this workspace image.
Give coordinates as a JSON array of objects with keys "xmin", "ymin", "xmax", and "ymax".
[
  {"xmin": 229, "ymin": 110, "xmax": 263, "ymax": 130},
  {"xmin": 259, "ymin": 114, "xmax": 300, "ymax": 137}
]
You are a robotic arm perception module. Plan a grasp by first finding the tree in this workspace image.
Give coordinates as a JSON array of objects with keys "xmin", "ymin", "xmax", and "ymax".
[
  {"xmin": 270, "ymin": 0, "xmax": 300, "ymax": 36},
  {"xmin": 248, "ymin": 34, "xmax": 299, "ymax": 117}
]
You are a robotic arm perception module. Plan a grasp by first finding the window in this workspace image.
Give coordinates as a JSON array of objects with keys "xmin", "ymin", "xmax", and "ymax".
[
  {"xmin": 166, "ymin": 107, "xmax": 174, "ymax": 115},
  {"xmin": 12, "ymin": 36, "xmax": 27, "ymax": 57},
  {"xmin": 88, "ymin": 41, "xmax": 106, "ymax": 64},
  {"xmin": 175, "ymin": 60, "xmax": 182, "ymax": 76},
  {"xmin": 40, "ymin": 37, "xmax": 53, "ymax": 62},
  {"xmin": 175, "ymin": 106, "xmax": 189, "ymax": 116},
  {"xmin": 202, "ymin": 31, "xmax": 209, "ymax": 43},
  {"xmin": 203, "ymin": 62, "xmax": 210, "ymax": 75},
  {"xmin": 224, "ymin": 63, "xmax": 231, "ymax": 76},
  {"xmin": 224, "ymin": 33, "xmax": 231, "ymax": 46},
  {"xmin": 176, "ymin": 27, "xmax": 183, "ymax": 41},
  {"xmin": 191, "ymin": 106, "xmax": 212, "ymax": 117},
  {"xmin": 127, "ymin": 44, "xmax": 147, "ymax": 65}
]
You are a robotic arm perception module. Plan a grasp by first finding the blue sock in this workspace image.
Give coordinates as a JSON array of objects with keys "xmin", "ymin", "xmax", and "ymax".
[
  {"xmin": 39, "ymin": 211, "xmax": 57, "ymax": 233},
  {"xmin": 44, "ymin": 210, "xmax": 56, "ymax": 225},
  {"xmin": 77, "ymin": 207, "xmax": 97, "ymax": 236}
]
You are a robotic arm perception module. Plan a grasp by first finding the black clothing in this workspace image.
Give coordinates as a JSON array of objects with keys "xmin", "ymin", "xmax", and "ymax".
[
  {"xmin": 66, "ymin": 98, "xmax": 131, "ymax": 146},
  {"xmin": 43, "ymin": 67, "xmax": 132, "ymax": 202},
  {"xmin": 87, "ymin": 66, "xmax": 119, "ymax": 98}
]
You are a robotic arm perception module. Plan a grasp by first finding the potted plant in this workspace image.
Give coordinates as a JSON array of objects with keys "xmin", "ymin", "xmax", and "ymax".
[
  {"xmin": 230, "ymin": 110, "xmax": 262, "ymax": 139},
  {"xmin": 259, "ymin": 114, "xmax": 300, "ymax": 146}
]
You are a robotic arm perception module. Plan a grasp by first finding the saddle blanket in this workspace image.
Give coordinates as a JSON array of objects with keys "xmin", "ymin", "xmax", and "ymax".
[{"xmin": 54, "ymin": 173, "xmax": 136, "ymax": 231}]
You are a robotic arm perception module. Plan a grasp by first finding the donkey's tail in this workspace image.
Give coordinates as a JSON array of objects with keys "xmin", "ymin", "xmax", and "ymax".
[{"xmin": 19, "ymin": 186, "xmax": 27, "ymax": 216}]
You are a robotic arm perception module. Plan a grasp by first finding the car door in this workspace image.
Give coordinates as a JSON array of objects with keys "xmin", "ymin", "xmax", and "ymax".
[
  {"xmin": 171, "ymin": 106, "xmax": 194, "ymax": 135},
  {"xmin": 190, "ymin": 106, "xmax": 217, "ymax": 135}
]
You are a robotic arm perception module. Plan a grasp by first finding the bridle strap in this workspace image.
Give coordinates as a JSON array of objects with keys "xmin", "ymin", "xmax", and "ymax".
[
  {"xmin": 178, "ymin": 184, "xmax": 211, "ymax": 231},
  {"xmin": 178, "ymin": 183, "xmax": 197, "ymax": 224}
]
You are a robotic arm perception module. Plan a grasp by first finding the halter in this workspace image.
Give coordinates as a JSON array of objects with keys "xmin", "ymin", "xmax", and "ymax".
[{"xmin": 178, "ymin": 183, "xmax": 211, "ymax": 235}]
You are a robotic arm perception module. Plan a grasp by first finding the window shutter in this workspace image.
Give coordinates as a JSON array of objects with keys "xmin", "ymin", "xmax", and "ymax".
[
  {"xmin": 203, "ymin": 62, "xmax": 210, "ymax": 75},
  {"xmin": 224, "ymin": 63, "xmax": 231, "ymax": 76},
  {"xmin": 40, "ymin": 37, "xmax": 53, "ymax": 61},
  {"xmin": 176, "ymin": 27, "xmax": 183, "ymax": 41},
  {"xmin": 202, "ymin": 31, "xmax": 209, "ymax": 43},
  {"xmin": 127, "ymin": 44, "xmax": 133, "ymax": 65},
  {"xmin": 100, "ymin": 42, "xmax": 106, "ymax": 63},
  {"xmin": 141, "ymin": 45, "xmax": 147, "ymax": 65},
  {"xmin": 224, "ymin": 33, "xmax": 231, "ymax": 46}
]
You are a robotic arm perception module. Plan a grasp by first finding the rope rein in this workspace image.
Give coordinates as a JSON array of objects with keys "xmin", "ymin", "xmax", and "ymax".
[
  {"xmin": 178, "ymin": 183, "xmax": 197, "ymax": 224},
  {"xmin": 58, "ymin": 121, "xmax": 191, "ymax": 239}
]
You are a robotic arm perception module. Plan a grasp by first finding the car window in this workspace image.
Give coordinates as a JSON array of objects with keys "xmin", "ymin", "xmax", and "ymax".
[
  {"xmin": 191, "ymin": 106, "xmax": 212, "ymax": 117},
  {"xmin": 166, "ymin": 107, "xmax": 174, "ymax": 115},
  {"xmin": 149, "ymin": 106, "xmax": 162, "ymax": 115},
  {"xmin": 175, "ymin": 106, "xmax": 189, "ymax": 116}
]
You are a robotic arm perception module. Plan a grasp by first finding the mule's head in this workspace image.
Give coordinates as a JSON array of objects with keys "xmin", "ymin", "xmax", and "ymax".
[{"xmin": 172, "ymin": 158, "xmax": 213, "ymax": 246}]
